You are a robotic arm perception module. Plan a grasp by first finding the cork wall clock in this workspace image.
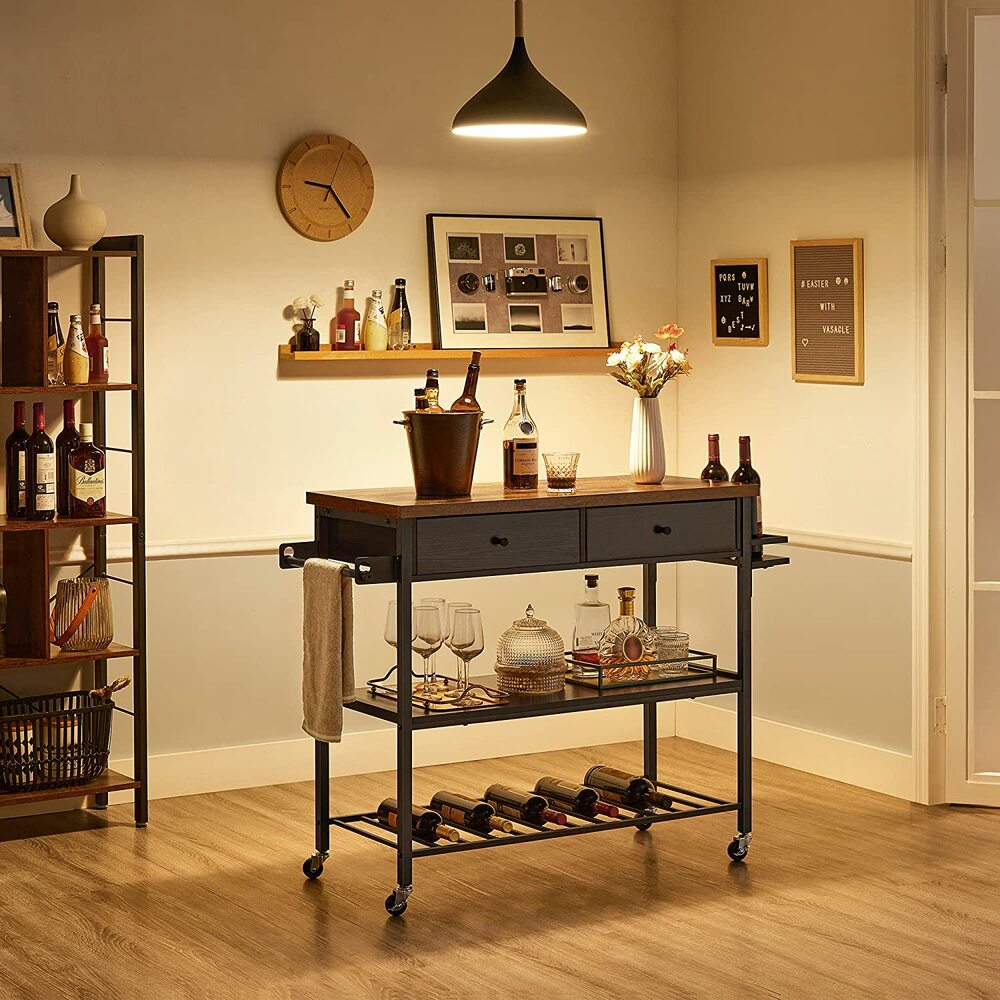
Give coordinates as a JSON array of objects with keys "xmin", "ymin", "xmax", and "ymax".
[{"xmin": 277, "ymin": 134, "xmax": 374, "ymax": 241}]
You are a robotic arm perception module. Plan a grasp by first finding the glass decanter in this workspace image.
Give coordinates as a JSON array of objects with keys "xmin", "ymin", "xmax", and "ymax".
[
  {"xmin": 599, "ymin": 586, "xmax": 655, "ymax": 680},
  {"xmin": 572, "ymin": 574, "xmax": 611, "ymax": 679}
]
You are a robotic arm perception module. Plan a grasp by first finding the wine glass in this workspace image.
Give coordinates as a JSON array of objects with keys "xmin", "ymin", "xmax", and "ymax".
[
  {"xmin": 411, "ymin": 604, "xmax": 444, "ymax": 696},
  {"xmin": 422, "ymin": 597, "xmax": 449, "ymax": 685},
  {"xmin": 384, "ymin": 601, "xmax": 417, "ymax": 681},
  {"xmin": 444, "ymin": 602, "xmax": 473, "ymax": 681},
  {"xmin": 450, "ymin": 608, "xmax": 485, "ymax": 707}
]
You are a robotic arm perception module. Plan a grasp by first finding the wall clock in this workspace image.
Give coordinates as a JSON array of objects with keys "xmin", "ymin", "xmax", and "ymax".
[{"xmin": 277, "ymin": 134, "xmax": 374, "ymax": 242}]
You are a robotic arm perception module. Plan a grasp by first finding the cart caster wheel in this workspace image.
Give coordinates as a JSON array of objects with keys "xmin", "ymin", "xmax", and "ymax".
[
  {"xmin": 635, "ymin": 820, "xmax": 653, "ymax": 832},
  {"xmin": 302, "ymin": 856, "xmax": 324, "ymax": 879},
  {"xmin": 385, "ymin": 893, "xmax": 408, "ymax": 916},
  {"xmin": 727, "ymin": 838, "xmax": 749, "ymax": 863}
]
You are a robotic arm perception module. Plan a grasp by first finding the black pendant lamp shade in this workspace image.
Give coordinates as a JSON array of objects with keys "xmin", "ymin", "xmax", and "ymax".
[{"xmin": 452, "ymin": 0, "xmax": 588, "ymax": 138}]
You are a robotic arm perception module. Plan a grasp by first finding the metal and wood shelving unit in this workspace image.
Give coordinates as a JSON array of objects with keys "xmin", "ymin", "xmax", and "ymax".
[
  {"xmin": 0, "ymin": 237, "xmax": 147, "ymax": 823},
  {"xmin": 281, "ymin": 476, "xmax": 788, "ymax": 915}
]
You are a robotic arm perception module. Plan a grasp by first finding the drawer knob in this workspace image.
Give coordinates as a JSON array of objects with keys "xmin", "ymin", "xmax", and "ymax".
[
  {"xmin": 654, "ymin": 525, "xmax": 672, "ymax": 535},
  {"xmin": 491, "ymin": 535, "xmax": 510, "ymax": 547}
]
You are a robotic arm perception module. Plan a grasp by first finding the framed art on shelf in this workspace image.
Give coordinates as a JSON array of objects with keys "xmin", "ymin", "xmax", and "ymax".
[
  {"xmin": 427, "ymin": 214, "xmax": 611, "ymax": 350},
  {"xmin": 711, "ymin": 257, "xmax": 768, "ymax": 346},
  {"xmin": 0, "ymin": 164, "xmax": 32, "ymax": 250}
]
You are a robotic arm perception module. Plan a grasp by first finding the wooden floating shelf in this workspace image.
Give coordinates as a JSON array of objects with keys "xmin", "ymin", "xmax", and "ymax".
[
  {"xmin": 0, "ymin": 383, "xmax": 137, "ymax": 395},
  {"xmin": 0, "ymin": 248, "xmax": 137, "ymax": 259},
  {"xmin": 0, "ymin": 512, "xmax": 137, "ymax": 533},
  {"xmin": 0, "ymin": 769, "xmax": 139, "ymax": 807},
  {"xmin": 0, "ymin": 642, "xmax": 139, "ymax": 671},
  {"xmin": 278, "ymin": 344, "xmax": 612, "ymax": 364}
]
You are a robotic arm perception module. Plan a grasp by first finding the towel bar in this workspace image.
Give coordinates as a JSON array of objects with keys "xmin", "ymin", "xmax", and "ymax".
[{"xmin": 277, "ymin": 543, "xmax": 397, "ymax": 584}]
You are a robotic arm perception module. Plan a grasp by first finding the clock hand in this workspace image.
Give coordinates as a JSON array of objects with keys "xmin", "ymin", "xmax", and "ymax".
[
  {"xmin": 329, "ymin": 188, "xmax": 351, "ymax": 219},
  {"xmin": 304, "ymin": 180, "xmax": 334, "ymax": 190}
]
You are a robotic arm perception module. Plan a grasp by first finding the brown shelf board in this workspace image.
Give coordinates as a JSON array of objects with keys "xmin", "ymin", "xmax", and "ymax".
[
  {"xmin": 0, "ymin": 383, "xmax": 137, "ymax": 395},
  {"xmin": 0, "ymin": 770, "xmax": 139, "ymax": 807},
  {"xmin": 0, "ymin": 642, "xmax": 138, "ymax": 671},
  {"xmin": 278, "ymin": 344, "xmax": 612, "ymax": 363},
  {"xmin": 0, "ymin": 512, "xmax": 137, "ymax": 532},
  {"xmin": 0, "ymin": 249, "xmax": 136, "ymax": 259}
]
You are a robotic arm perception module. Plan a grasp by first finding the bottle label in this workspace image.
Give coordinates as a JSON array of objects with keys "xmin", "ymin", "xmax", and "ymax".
[
  {"xmin": 34, "ymin": 454, "xmax": 56, "ymax": 511},
  {"xmin": 102, "ymin": 346, "xmax": 109, "ymax": 373},
  {"xmin": 17, "ymin": 453, "xmax": 26, "ymax": 508},
  {"xmin": 437, "ymin": 803, "xmax": 465, "ymax": 825},
  {"xmin": 511, "ymin": 441, "xmax": 538, "ymax": 475},
  {"xmin": 336, "ymin": 325, "xmax": 346, "ymax": 344},
  {"xmin": 70, "ymin": 465, "xmax": 106, "ymax": 504},
  {"xmin": 493, "ymin": 802, "xmax": 521, "ymax": 821}
]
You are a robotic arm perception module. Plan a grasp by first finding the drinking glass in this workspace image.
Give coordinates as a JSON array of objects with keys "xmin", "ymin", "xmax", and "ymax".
[
  {"xmin": 423, "ymin": 597, "xmax": 449, "ymax": 684},
  {"xmin": 450, "ymin": 608, "xmax": 485, "ymax": 706},
  {"xmin": 543, "ymin": 452, "xmax": 580, "ymax": 493},
  {"xmin": 412, "ymin": 604, "xmax": 444, "ymax": 696},
  {"xmin": 384, "ymin": 601, "xmax": 417, "ymax": 680},
  {"xmin": 444, "ymin": 601, "xmax": 474, "ymax": 680}
]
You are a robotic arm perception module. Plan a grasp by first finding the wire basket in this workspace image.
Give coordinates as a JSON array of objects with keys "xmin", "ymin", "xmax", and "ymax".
[{"xmin": 0, "ymin": 678, "xmax": 129, "ymax": 792}]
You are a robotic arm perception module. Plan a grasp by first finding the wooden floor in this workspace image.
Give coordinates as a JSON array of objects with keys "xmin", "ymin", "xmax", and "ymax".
[{"xmin": 0, "ymin": 738, "xmax": 997, "ymax": 1000}]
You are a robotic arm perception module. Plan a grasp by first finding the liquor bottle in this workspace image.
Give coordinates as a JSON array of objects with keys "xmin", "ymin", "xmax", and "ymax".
[
  {"xmin": 68, "ymin": 422, "xmax": 106, "ymax": 518},
  {"xmin": 387, "ymin": 278, "xmax": 411, "ymax": 350},
  {"xmin": 502, "ymin": 379, "xmax": 539, "ymax": 490},
  {"xmin": 334, "ymin": 280, "xmax": 361, "ymax": 351},
  {"xmin": 700, "ymin": 433, "xmax": 728, "ymax": 482},
  {"xmin": 55, "ymin": 399, "xmax": 81, "ymax": 516},
  {"xmin": 598, "ymin": 586, "xmax": 655, "ymax": 670},
  {"xmin": 362, "ymin": 289, "xmax": 389, "ymax": 351},
  {"xmin": 376, "ymin": 798, "xmax": 461, "ymax": 842},
  {"xmin": 413, "ymin": 388, "xmax": 429, "ymax": 411},
  {"xmin": 424, "ymin": 369, "xmax": 444, "ymax": 412},
  {"xmin": 429, "ymin": 791, "xmax": 515, "ymax": 833},
  {"xmin": 534, "ymin": 776, "xmax": 620, "ymax": 818},
  {"xmin": 46, "ymin": 302, "xmax": 65, "ymax": 386},
  {"xmin": 86, "ymin": 303, "xmax": 109, "ymax": 384},
  {"xmin": 572, "ymin": 574, "xmax": 611, "ymax": 667},
  {"xmin": 583, "ymin": 765, "xmax": 673, "ymax": 810},
  {"xmin": 483, "ymin": 783, "xmax": 568, "ymax": 826},
  {"xmin": 4, "ymin": 401, "xmax": 29, "ymax": 518},
  {"xmin": 731, "ymin": 435, "xmax": 763, "ymax": 543},
  {"xmin": 25, "ymin": 403, "xmax": 55, "ymax": 521},
  {"xmin": 450, "ymin": 351, "xmax": 483, "ymax": 411},
  {"xmin": 63, "ymin": 314, "xmax": 89, "ymax": 386}
]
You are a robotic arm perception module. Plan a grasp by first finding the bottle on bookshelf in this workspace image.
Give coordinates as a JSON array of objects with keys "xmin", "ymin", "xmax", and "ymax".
[
  {"xmin": 731, "ymin": 434, "xmax": 762, "ymax": 544},
  {"xmin": 483, "ymin": 783, "xmax": 568, "ymax": 826},
  {"xmin": 25, "ymin": 402, "xmax": 55, "ymax": 522},
  {"xmin": 424, "ymin": 369, "xmax": 444, "ymax": 412},
  {"xmin": 429, "ymin": 791, "xmax": 515, "ymax": 833},
  {"xmin": 46, "ymin": 302, "xmax": 65, "ymax": 386},
  {"xmin": 4, "ymin": 401, "xmax": 29, "ymax": 518},
  {"xmin": 583, "ymin": 765, "xmax": 673, "ymax": 810},
  {"xmin": 502, "ymin": 378, "xmax": 539, "ymax": 491},
  {"xmin": 450, "ymin": 351, "xmax": 483, "ymax": 411},
  {"xmin": 362, "ymin": 289, "xmax": 389, "ymax": 351},
  {"xmin": 68, "ymin": 422, "xmax": 106, "ymax": 518},
  {"xmin": 86, "ymin": 303, "xmax": 109, "ymax": 384},
  {"xmin": 413, "ymin": 388, "xmax": 429, "ymax": 411},
  {"xmin": 334, "ymin": 280, "xmax": 361, "ymax": 351},
  {"xmin": 63, "ymin": 314, "xmax": 89, "ymax": 386},
  {"xmin": 55, "ymin": 399, "xmax": 81, "ymax": 516},
  {"xmin": 376, "ymin": 798, "xmax": 461, "ymax": 843},
  {"xmin": 387, "ymin": 278, "xmax": 412, "ymax": 350},
  {"xmin": 598, "ymin": 586, "xmax": 655, "ymax": 678},
  {"xmin": 572, "ymin": 574, "xmax": 611, "ymax": 674},
  {"xmin": 534, "ymin": 776, "xmax": 620, "ymax": 818},
  {"xmin": 700, "ymin": 433, "xmax": 729, "ymax": 482}
]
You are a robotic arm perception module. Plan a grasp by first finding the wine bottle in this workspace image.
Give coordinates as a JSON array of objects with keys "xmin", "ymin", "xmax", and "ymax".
[
  {"xmin": 86, "ymin": 303, "xmax": 109, "ymax": 384},
  {"xmin": 700, "ymin": 433, "xmax": 728, "ymax": 482},
  {"xmin": 413, "ymin": 388, "xmax": 429, "ymax": 411},
  {"xmin": 534, "ymin": 776, "xmax": 620, "ymax": 818},
  {"xmin": 583, "ymin": 765, "xmax": 673, "ymax": 810},
  {"xmin": 429, "ymin": 791, "xmax": 514, "ymax": 833},
  {"xmin": 502, "ymin": 378, "xmax": 539, "ymax": 490},
  {"xmin": 63, "ymin": 314, "xmax": 89, "ymax": 386},
  {"xmin": 334, "ymin": 280, "xmax": 361, "ymax": 351},
  {"xmin": 450, "ymin": 351, "xmax": 483, "ymax": 411},
  {"xmin": 730, "ymin": 435, "xmax": 763, "ymax": 545},
  {"xmin": 4, "ymin": 401, "xmax": 29, "ymax": 518},
  {"xmin": 46, "ymin": 302, "xmax": 65, "ymax": 386},
  {"xmin": 25, "ymin": 403, "xmax": 55, "ymax": 522},
  {"xmin": 68, "ymin": 422, "xmax": 106, "ymax": 518},
  {"xmin": 483, "ymin": 783, "xmax": 568, "ymax": 826},
  {"xmin": 387, "ymin": 278, "xmax": 412, "ymax": 350},
  {"xmin": 362, "ymin": 289, "xmax": 389, "ymax": 351},
  {"xmin": 424, "ymin": 369, "xmax": 444, "ymax": 412},
  {"xmin": 376, "ymin": 798, "xmax": 461, "ymax": 842},
  {"xmin": 55, "ymin": 399, "xmax": 81, "ymax": 516}
]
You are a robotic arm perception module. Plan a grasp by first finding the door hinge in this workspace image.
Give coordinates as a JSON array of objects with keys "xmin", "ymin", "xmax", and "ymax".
[
  {"xmin": 937, "ymin": 55, "xmax": 948, "ymax": 95},
  {"xmin": 934, "ymin": 696, "xmax": 947, "ymax": 735}
]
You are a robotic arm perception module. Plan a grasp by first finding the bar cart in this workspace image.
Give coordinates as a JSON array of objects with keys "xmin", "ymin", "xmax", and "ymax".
[{"xmin": 280, "ymin": 476, "xmax": 787, "ymax": 915}]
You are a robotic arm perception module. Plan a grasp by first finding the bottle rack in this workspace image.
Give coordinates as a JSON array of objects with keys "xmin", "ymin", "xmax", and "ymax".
[{"xmin": 0, "ymin": 238, "xmax": 147, "ymax": 821}]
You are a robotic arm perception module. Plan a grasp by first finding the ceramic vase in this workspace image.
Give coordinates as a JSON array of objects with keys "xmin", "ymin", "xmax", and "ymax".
[
  {"xmin": 629, "ymin": 396, "xmax": 666, "ymax": 485},
  {"xmin": 43, "ymin": 175, "xmax": 107, "ymax": 251}
]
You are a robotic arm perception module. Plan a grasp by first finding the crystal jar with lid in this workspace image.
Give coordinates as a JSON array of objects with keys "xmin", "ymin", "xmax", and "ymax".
[{"xmin": 494, "ymin": 605, "xmax": 566, "ymax": 694}]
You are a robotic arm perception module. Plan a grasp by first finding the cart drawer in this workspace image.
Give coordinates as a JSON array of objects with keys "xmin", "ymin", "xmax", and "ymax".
[
  {"xmin": 586, "ymin": 500, "xmax": 737, "ymax": 562},
  {"xmin": 416, "ymin": 510, "xmax": 580, "ymax": 576}
]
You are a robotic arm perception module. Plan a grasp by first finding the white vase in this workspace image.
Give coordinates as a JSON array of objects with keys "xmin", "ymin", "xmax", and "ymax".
[
  {"xmin": 629, "ymin": 396, "xmax": 666, "ymax": 485},
  {"xmin": 43, "ymin": 174, "xmax": 107, "ymax": 251}
]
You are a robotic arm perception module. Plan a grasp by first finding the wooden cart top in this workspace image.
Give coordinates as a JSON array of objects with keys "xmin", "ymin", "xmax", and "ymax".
[{"xmin": 306, "ymin": 475, "xmax": 757, "ymax": 520}]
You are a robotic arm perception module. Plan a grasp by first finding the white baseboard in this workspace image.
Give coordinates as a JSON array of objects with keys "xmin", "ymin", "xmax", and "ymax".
[{"xmin": 675, "ymin": 701, "xmax": 914, "ymax": 800}]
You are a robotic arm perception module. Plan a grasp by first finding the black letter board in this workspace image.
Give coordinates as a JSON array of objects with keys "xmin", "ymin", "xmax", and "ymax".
[{"xmin": 711, "ymin": 258, "xmax": 768, "ymax": 346}]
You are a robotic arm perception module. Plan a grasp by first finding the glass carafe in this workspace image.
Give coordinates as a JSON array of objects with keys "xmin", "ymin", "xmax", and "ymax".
[{"xmin": 572, "ymin": 574, "xmax": 610, "ymax": 679}]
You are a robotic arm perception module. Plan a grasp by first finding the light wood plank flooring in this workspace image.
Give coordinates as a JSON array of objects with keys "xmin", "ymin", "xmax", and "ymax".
[{"xmin": 0, "ymin": 737, "xmax": 997, "ymax": 1000}]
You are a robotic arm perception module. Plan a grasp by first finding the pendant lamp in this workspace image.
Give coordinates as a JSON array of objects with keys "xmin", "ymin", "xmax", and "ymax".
[{"xmin": 452, "ymin": 0, "xmax": 588, "ymax": 138}]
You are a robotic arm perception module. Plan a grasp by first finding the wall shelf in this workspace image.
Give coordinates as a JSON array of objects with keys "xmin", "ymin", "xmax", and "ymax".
[
  {"xmin": 0, "ymin": 643, "xmax": 139, "ymax": 671},
  {"xmin": 278, "ymin": 344, "xmax": 611, "ymax": 365}
]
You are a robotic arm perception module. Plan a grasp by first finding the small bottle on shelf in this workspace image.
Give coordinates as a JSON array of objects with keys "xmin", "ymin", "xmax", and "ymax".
[
  {"xmin": 599, "ymin": 586, "xmax": 655, "ymax": 675},
  {"xmin": 700, "ymin": 433, "xmax": 728, "ymax": 482},
  {"xmin": 450, "ymin": 351, "xmax": 483, "ymax": 411},
  {"xmin": 63, "ymin": 314, "xmax": 89, "ymax": 386},
  {"xmin": 362, "ymin": 289, "xmax": 389, "ymax": 351},
  {"xmin": 429, "ymin": 791, "xmax": 514, "ymax": 833},
  {"xmin": 483, "ymin": 783, "xmax": 568, "ymax": 826},
  {"xmin": 4, "ymin": 401, "xmax": 29, "ymax": 518},
  {"xmin": 55, "ymin": 399, "xmax": 81, "ymax": 516},
  {"xmin": 731, "ymin": 435, "xmax": 763, "ymax": 546},
  {"xmin": 25, "ymin": 402, "xmax": 55, "ymax": 522},
  {"xmin": 68, "ymin": 422, "xmax": 106, "ymax": 518},
  {"xmin": 334, "ymin": 280, "xmax": 361, "ymax": 351},
  {"xmin": 46, "ymin": 302, "xmax": 65, "ymax": 386},
  {"xmin": 502, "ymin": 378, "xmax": 539, "ymax": 491},
  {"xmin": 583, "ymin": 765, "xmax": 673, "ymax": 810},
  {"xmin": 413, "ymin": 388, "xmax": 429, "ymax": 411},
  {"xmin": 572, "ymin": 574, "xmax": 611, "ymax": 672},
  {"xmin": 424, "ymin": 369, "xmax": 444, "ymax": 412},
  {"xmin": 86, "ymin": 303, "xmax": 109, "ymax": 384},
  {"xmin": 376, "ymin": 798, "xmax": 461, "ymax": 843},
  {"xmin": 534, "ymin": 776, "xmax": 620, "ymax": 818},
  {"xmin": 387, "ymin": 278, "xmax": 412, "ymax": 350}
]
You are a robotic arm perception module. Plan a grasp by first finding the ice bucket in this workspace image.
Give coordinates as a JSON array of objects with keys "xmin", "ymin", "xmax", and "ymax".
[{"xmin": 395, "ymin": 411, "xmax": 492, "ymax": 498}]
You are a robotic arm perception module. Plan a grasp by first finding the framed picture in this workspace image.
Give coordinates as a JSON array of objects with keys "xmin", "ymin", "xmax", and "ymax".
[
  {"xmin": 427, "ymin": 214, "xmax": 611, "ymax": 350},
  {"xmin": 790, "ymin": 238, "xmax": 864, "ymax": 385},
  {"xmin": 0, "ymin": 165, "xmax": 32, "ymax": 250},
  {"xmin": 711, "ymin": 258, "xmax": 768, "ymax": 346}
]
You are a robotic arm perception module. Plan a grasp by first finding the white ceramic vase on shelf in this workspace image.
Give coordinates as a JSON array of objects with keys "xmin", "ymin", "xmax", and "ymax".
[
  {"xmin": 43, "ymin": 175, "xmax": 107, "ymax": 251},
  {"xmin": 629, "ymin": 396, "xmax": 666, "ymax": 485}
]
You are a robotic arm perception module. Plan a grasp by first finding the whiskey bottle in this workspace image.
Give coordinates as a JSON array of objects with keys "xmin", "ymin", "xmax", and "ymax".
[
  {"xmin": 700, "ymin": 433, "xmax": 728, "ymax": 482},
  {"xmin": 362, "ymin": 289, "xmax": 388, "ymax": 351},
  {"xmin": 68, "ymin": 422, "xmax": 106, "ymax": 518},
  {"xmin": 572, "ymin": 574, "xmax": 611, "ymax": 670},
  {"xmin": 387, "ymin": 278, "xmax": 412, "ymax": 350},
  {"xmin": 450, "ymin": 351, "xmax": 483, "ymax": 411},
  {"xmin": 598, "ymin": 586, "xmax": 655, "ymax": 677},
  {"xmin": 334, "ymin": 280, "xmax": 361, "ymax": 351},
  {"xmin": 86, "ymin": 303, "xmax": 109, "ymax": 384},
  {"xmin": 55, "ymin": 399, "xmax": 81, "ymax": 516},
  {"xmin": 429, "ymin": 791, "xmax": 514, "ymax": 833},
  {"xmin": 502, "ymin": 378, "xmax": 538, "ymax": 490},
  {"xmin": 46, "ymin": 302, "xmax": 65, "ymax": 386},
  {"xmin": 483, "ymin": 783, "xmax": 568, "ymax": 826},
  {"xmin": 424, "ymin": 369, "xmax": 444, "ymax": 412},
  {"xmin": 413, "ymin": 388, "xmax": 429, "ymax": 411},
  {"xmin": 534, "ymin": 776, "xmax": 620, "ymax": 818},
  {"xmin": 376, "ymin": 798, "xmax": 461, "ymax": 842},
  {"xmin": 583, "ymin": 765, "xmax": 673, "ymax": 810},
  {"xmin": 25, "ymin": 403, "xmax": 55, "ymax": 521},
  {"xmin": 63, "ymin": 314, "xmax": 89, "ymax": 386},
  {"xmin": 731, "ymin": 435, "xmax": 763, "ymax": 544},
  {"xmin": 4, "ymin": 401, "xmax": 29, "ymax": 518}
]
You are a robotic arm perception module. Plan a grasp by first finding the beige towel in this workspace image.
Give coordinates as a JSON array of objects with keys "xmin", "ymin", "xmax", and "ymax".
[{"xmin": 302, "ymin": 559, "xmax": 355, "ymax": 743}]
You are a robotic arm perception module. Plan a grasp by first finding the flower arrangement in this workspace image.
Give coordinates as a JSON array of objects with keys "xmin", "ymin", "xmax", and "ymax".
[
  {"xmin": 606, "ymin": 323, "xmax": 692, "ymax": 398},
  {"xmin": 292, "ymin": 294, "xmax": 324, "ymax": 325}
]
